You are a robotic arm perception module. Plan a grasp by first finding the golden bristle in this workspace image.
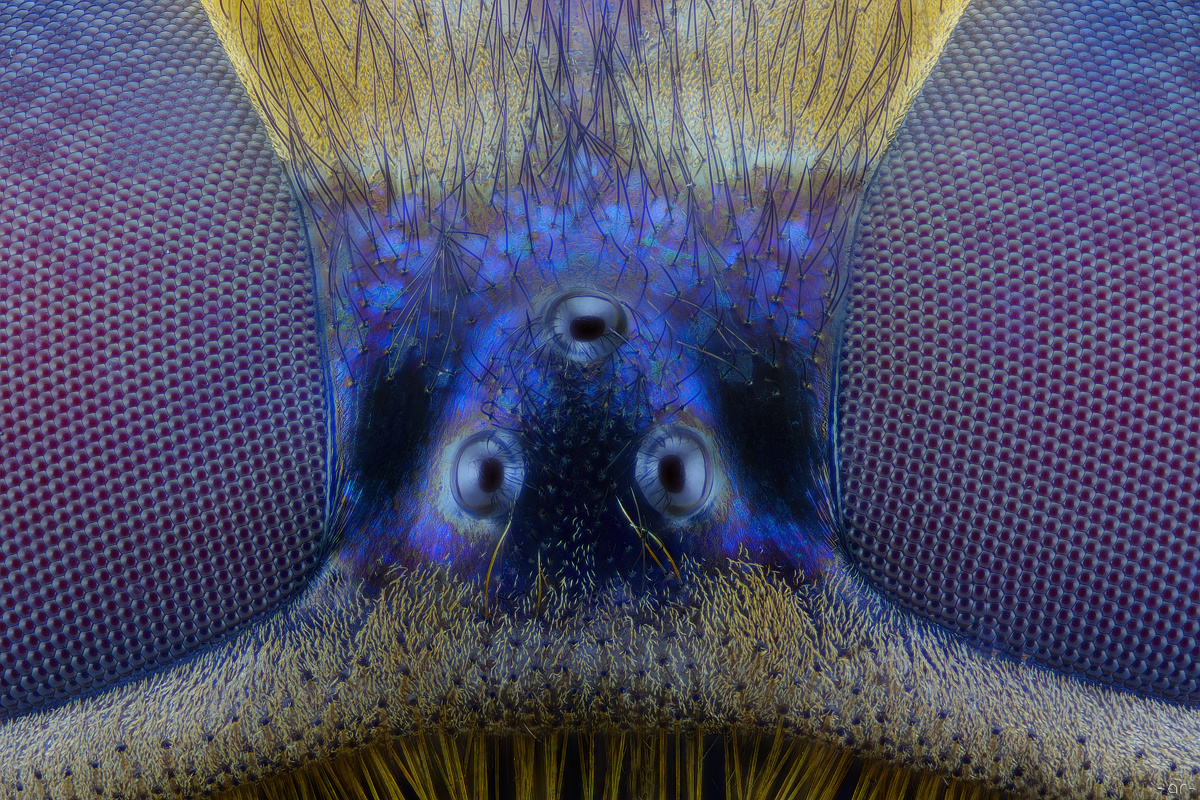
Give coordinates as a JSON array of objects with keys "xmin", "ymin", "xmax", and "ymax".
[
  {"xmin": 849, "ymin": 760, "xmax": 912, "ymax": 800},
  {"xmin": 216, "ymin": 732, "xmax": 1010, "ymax": 800},
  {"xmin": 201, "ymin": 0, "xmax": 969, "ymax": 202}
]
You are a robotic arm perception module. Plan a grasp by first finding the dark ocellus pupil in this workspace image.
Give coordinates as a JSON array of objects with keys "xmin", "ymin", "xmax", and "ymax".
[
  {"xmin": 478, "ymin": 457, "xmax": 505, "ymax": 493},
  {"xmin": 658, "ymin": 454, "xmax": 686, "ymax": 494},
  {"xmin": 569, "ymin": 315, "xmax": 607, "ymax": 341}
]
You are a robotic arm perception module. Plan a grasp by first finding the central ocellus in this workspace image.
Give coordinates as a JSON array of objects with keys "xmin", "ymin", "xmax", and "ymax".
[{"xmin": 200, "ymin": 0, "xmax": 968, "ymax": 597}]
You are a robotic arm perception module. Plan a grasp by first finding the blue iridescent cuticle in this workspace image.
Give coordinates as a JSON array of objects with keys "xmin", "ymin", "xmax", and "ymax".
[{"xmin": 322, "ymin": 159, "xmax": 844, "ymax": 593}]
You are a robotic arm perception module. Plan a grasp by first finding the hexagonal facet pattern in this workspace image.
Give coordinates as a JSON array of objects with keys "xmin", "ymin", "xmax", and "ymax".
[
  {"xmin": 840, "ymin": 0, "xmax": 1200, "ymax": 704},
  {"xmin": 0, "ymin": 0, "xmax": 326, "ymax": 719}
]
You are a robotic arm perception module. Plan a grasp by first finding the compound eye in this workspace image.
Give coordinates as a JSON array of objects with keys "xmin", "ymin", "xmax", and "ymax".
[
  {"xmin": 451, "ymin": 431, "xmax": 524, "ymax": 517},
  {"xmin": 545, "ymin": 291, "xmax": 629, "ymax": 361},
  {"xmin": 635, "ymin": 427, "xmax": 715, "ymax": 518}
]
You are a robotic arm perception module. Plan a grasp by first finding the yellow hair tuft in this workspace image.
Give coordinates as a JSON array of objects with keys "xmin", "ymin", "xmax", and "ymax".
[{"xmin": 200, "ymin": 0, "xmax": 969, "ymax": 200}]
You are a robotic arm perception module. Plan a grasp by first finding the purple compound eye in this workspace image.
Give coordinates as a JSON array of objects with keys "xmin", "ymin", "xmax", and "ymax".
[
  {"xmin": 635, "ymin": 428, "xmax": 715, "ymax": 519},
  {"xmin": 451, "ymin": 431, "xmax": 525, "ymax": 517},
  {"xmin": 0, "ymin": 0, "xmax": 327, "ymax": 722},
  {"xmin": 544, "ymin": 291, "xmax": 629, "ymax": 361}
]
